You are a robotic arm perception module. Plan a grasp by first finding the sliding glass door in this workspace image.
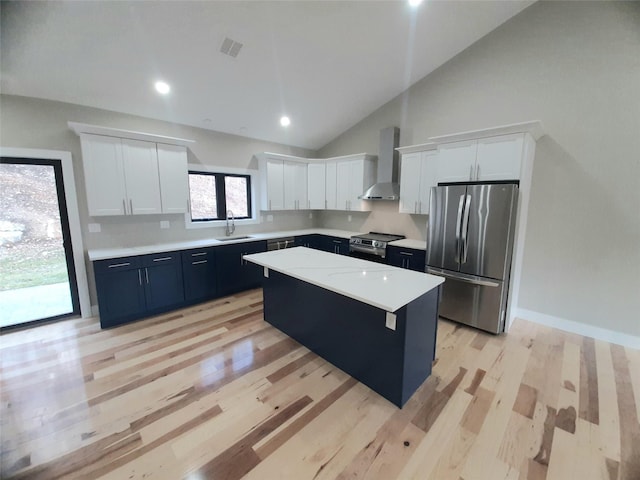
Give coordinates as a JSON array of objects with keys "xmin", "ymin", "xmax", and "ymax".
[{"xmin": 0, "ymin": 157, "xmax": 80, "ymax": 328}]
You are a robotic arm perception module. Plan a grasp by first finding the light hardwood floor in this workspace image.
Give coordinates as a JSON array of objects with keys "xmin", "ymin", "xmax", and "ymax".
[{"xmin": 1, "ymin": 289, "xmax": 638, "ymax": 480}]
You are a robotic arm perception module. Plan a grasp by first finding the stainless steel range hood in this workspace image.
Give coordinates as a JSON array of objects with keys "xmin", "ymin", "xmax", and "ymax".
[{"xmin": 359, "ymin": 126, "xmax": 400, "ymax": 200}]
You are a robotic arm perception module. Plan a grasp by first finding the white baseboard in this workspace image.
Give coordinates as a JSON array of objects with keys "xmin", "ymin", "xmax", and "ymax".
[{"xmin": 515, "ymin": 308, "xmax": 639, "ymax": 350}]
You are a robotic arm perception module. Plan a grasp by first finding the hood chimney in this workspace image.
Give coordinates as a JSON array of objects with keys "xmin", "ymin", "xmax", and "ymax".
[{"xmin": 359, "ymin": 126, "xmax": 400, "ymax": 200}]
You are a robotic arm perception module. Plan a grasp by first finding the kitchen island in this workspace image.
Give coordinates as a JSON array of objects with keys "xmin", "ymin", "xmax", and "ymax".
[{"xmin": 244, "ymin": 247, "xmax": 444, "ymax": 407}]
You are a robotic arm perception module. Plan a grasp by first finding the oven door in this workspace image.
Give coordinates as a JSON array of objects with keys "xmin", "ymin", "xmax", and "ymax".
[{"xmin": 349, "ymin": 246, "xmax": 389, "ymax": 264}]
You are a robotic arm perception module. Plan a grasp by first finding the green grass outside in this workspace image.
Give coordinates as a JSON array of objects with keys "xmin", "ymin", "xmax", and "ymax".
[{"xmin": 0, "ymin": 250, "xmax": 69, "ymax": 291}]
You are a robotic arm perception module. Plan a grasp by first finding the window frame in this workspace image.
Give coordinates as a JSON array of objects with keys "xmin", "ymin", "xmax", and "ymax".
[{"xmin": 185, "ymin": 164, "xmax": 259, "ymax": 229}]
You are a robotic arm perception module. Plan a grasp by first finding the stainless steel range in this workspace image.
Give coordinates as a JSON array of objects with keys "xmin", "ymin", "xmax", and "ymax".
[{"xmin": 349, "ymin": 232, "xmax": 405, "ymax": 261}]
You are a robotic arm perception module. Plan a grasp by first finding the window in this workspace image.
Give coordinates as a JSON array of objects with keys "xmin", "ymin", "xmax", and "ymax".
[{"xmin": 188, "ymin": 171, "xmax": 252, "ymax": 221}]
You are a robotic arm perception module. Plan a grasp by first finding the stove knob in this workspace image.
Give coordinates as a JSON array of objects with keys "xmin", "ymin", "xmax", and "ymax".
[{"xmin": 373, "ymin": 241, "xmax": 380, "ymax": 248}]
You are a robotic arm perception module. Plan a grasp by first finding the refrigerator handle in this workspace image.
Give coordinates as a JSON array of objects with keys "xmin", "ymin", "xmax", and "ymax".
[
  {"xmin": 461, "ymin": 194, "xmax": 472, "ymax": 263},
  {"xmin": 455, "ymin": 194, "xmax": 465, "ymax": 264}
]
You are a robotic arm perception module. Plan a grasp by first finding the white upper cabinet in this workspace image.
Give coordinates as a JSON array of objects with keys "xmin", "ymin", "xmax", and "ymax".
[
  {"xmin": 121, "ymin": 139, "xmax": 162, "ymax": 215},
  {"xmin": 437, "ymin": 133, "xmax": 525, "ymax": 183},
  {"xmin": 437, "ymin": 140, "xmax": 478, "ymax": 183},
  {"xmin": 263, "ymin": 157, "xmax": 285, "ymax": 211},
  {"xmin": 419, "ymin": 151, "xmax": 439, "ymax": 214},
  {"xmin": 157, "ymin": 143, "xmax": 189, "ymax": 214},
  {"xmin": 307, "ymin": 162, "xmax": 326, "ymax": 209},
  {"xmin": 333, "ymin": 155, "xmax": 376, "ymax": 212},
  {"xmin": 283, "ymin": 161, "xmax": 308, "ymax": 210},
  {"xmin": 81, "ymin": 134, "xmax": 127, "ymax": 216},
  {"xmin": 475, "ymin": 134, "xmax": 524, "ymax": 181},
  {"xmin": 335, "ymin": 161, "xmax": 351, "ymax": 211},
  {"xmin": 325, "ymin": 161, "xmax": 337, "ymax": 210},
  {"xmin": 81, "ymin": 135, "xmax": 162, "ymax": 216},
  {"xmin": 258, "ymin": 152, "xmax": 374, "ymax": 212},
  {"xmin": 399, "ymin": 149, "xmax": 438, "ymax": 214},
  {"xmin": 258, "ymin": 154, "xmax": 308, "ymax": 211},
  {"xmin": 75, "ymin": 124, "xmax": 194, "ymax": 217},
  {"xmin": 399, "ymin": 152, "xmax": 421, "ymax": 214}
]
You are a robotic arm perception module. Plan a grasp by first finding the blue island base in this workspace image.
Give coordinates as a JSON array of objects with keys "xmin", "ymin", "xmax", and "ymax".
[{"xmin": 262, "ymin": 270, "xmax": 440, "ymax": 407}]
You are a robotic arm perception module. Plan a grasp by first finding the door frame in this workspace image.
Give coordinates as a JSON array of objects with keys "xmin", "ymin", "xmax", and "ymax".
[{"xmin": 0, "ymin": 147, "xmax": 91, "ymax": 318}]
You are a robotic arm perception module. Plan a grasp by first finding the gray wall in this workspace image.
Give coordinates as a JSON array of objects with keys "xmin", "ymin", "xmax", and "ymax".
[
  {"xmin": 318, "ymin": 1, "xmax": 640, "ymax": 338},
  {"xmin": 0, "ymin": 94, "xmax": 318, "ymax": 303}
]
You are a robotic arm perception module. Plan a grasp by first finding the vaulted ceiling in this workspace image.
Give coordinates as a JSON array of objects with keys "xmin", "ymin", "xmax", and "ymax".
[{"xmin": 1, "ymin": 1, "xmax": 534, "ymax": 149}]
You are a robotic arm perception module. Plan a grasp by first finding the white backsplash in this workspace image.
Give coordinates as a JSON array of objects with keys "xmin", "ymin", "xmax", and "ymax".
[{"xmin": 317, "ymin": 201, "xmax": 426, "ymax": 240}]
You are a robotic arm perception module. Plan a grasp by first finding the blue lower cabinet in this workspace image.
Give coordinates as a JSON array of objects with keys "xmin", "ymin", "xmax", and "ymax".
[
  {"xmin": 95, "ymin": 258, "xmax": 146, "ymax": 327},
  {"xmin": 216, "ymin": 240, "xmax": 267, "ymax": 297},
  {"xmin": 387, "ymin": 246, "xmax": 426, "ymax": 272},
  {"xmin": 294, "ymin": 234, "xmax": 321, "ymax": 249},
  {"xmin": 141, "ymin": 253, "xmax": 184, "ymax": 310},
  {"xmin": 318, "ymin": 236, "xmax": 349, "ymax": 255},
  {"xmin": 182, "ymin": 248, "xmax": 217, "ymax": 303},
  {"xmin": 94, "ymin": 252, "xmax": 183, "ymax": 328}
]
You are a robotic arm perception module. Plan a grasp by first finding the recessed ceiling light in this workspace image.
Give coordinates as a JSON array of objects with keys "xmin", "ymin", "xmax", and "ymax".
[
  {"xmin": 155, "ymin": 81, "xmax": 170, "ymax": 95},
  {"xmin": 280, "ymin": 116, "xmax": 291, "ymax": 127},
  {"xmin": 408, "ymin": 0, "xmax": 423, "ymax": 6}
]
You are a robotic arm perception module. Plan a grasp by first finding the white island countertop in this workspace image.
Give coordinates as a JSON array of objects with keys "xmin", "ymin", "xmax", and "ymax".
[{"xmin": 244, "ymin": 247, "xmax": 444, "ymax": 313}]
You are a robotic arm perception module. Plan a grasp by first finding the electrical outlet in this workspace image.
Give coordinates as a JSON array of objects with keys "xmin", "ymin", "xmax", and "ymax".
[
  {"xmin": 160, "ymin": 221, "xmax": 170, "ymax": 229},
  {"xmin": 88, "ymin": 223, "xmax": 101, "ymax": 233},
  {"xmin": 267, "ymin": 214, "xmax": 274, "ymax": 222},
  {"xmin": 385, "ymin": 312, "xmax": 396, "ymax": 331},
  {"xmin": 348, "ymin": 215, "xmax": 352, "ymax": 222},
  {"xmin": 309, "ymin": 212, "xmax": 313, "ymax": 219}
]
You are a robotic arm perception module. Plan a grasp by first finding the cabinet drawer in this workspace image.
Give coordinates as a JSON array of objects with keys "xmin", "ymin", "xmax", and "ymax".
[
  {"xmin": 387, "ymin": 246, "xmax": 426, "ymax": 272},
  {"xmin": 93, "ymin": 256, "xmax": 141, "ymax": 275},
  {"xmin": 141, "ymin": 251, "xmax": 180, "ymax": 267},
  {"xmin": 181, "ymin": 248, "xmax": 215, "ymax": 264}
]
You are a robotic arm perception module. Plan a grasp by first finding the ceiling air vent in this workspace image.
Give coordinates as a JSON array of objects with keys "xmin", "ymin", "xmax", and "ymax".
[{"xmin": 220, "ymin": 37, "xmax": 243, "ymax": 58}]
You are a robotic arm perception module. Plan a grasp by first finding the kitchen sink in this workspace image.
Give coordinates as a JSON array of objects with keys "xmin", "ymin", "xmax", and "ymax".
[{"xmin": 216, "ymin": 236, "xmax": 253, "ymax": 241}]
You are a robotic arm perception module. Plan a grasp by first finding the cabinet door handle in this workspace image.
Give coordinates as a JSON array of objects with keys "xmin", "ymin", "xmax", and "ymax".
[
  {"xmin": 192, "ymin": 260, "xmax": 207, "ymax": 265},
  {"xmin": 191, "ymin": 252, "xmax": 207, "ymax": 257},
  {"xmin": 108, "ymin": 262, "xmax": 130, "ymax": 268},
  {"xmin": 269, "ymin": 200, "xmax": 272, "ymax": 210},
  {"xmin": 152, "ymin": 256, "xmax": 172, "ymax": 262},
  {"xmin": 400, "ymin": 252, "xmax": 413, "ymax": 256},
  {"xmin": 138, "ymin": 269, "xmax": 142, "ymax": 285},
  {"xmin": 325, "ymin": 199, "xmax": 327, "ymax": 209},
  {"xmin": 476, "ymin": 164, "xmax": 480, "ymax": 180},
  {"xmin": 187, "ymin": 199, "xmax": 191, "ymax": 213},
  {"xmin": 123, "ymin": 198, "xmax": 127, "ymax": 214},
  {"xmin": 145, "ymin": 267, "xmax": 149, "ymax": 284},
  {"xmin": 418, "ymin": 201, "xmax": 422, "ymax": 213},
  {"xmin": 129, "ymin": 199, "xmax": 134, "ymax": 215}
]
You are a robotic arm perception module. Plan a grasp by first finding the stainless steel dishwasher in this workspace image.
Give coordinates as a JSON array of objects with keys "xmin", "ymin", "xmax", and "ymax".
[{"xmin": 267, "ymin": 237, "xmax": 295, "ymax": 251}]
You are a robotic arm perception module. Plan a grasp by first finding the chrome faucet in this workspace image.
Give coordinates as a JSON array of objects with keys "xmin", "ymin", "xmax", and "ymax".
[{"xmin": 225, "ymin": 210, "xmax": 235, "ymax": 236}]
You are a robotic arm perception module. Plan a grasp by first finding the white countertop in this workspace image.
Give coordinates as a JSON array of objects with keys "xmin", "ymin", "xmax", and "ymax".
[
  {"xmin": 87, "ymin": 228, "xmax": 362, "ymax": 261},
  {"xmin": 388, "ymin": 239, "xmax": 426, "ymax": 250},
  {"xmin": 244, "ymin": 247, "xmax": 443, "ymax": 313}
]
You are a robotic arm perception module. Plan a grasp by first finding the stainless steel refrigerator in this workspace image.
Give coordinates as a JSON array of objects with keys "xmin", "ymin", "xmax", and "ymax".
[{"xmin": 426, "ymin": 183, "xmax": 518, "ymax": 333}]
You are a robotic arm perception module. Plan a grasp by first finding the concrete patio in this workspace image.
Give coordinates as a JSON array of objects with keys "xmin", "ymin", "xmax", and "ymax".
[{"xmin": 0, "ymin": 282, "xmax": 73, "ymax": 328}]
